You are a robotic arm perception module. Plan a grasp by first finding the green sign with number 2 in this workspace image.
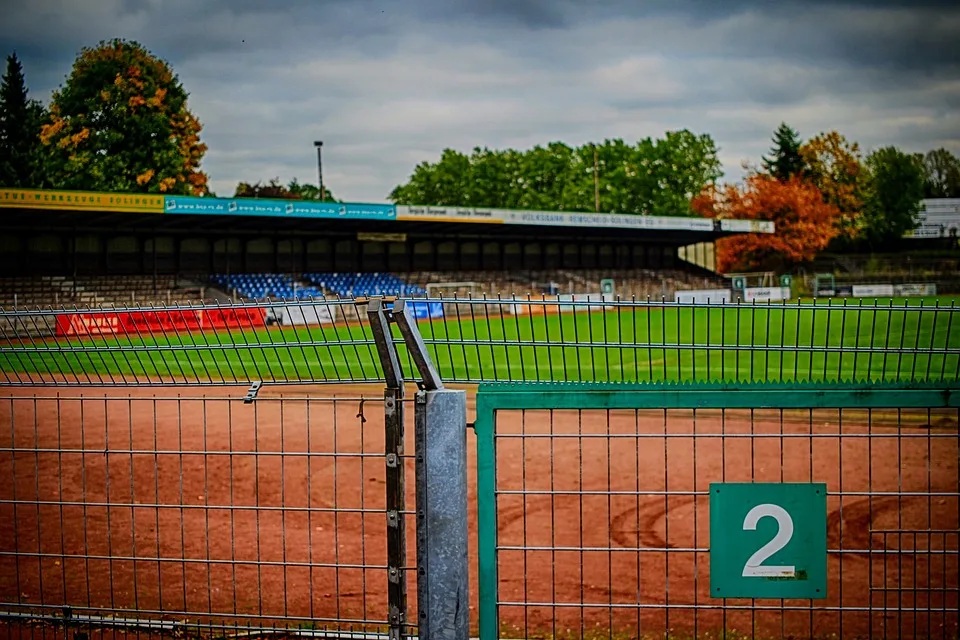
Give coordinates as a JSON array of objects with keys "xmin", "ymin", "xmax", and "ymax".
[{"xmin": 710, "ymin": 483, "xmax": 827, "ymax": 599}]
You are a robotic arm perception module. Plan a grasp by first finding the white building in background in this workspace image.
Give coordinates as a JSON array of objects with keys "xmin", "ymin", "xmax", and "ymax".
[{"xmin": 906, "ymin": 198, "xmax": 960, "ymax": 238}]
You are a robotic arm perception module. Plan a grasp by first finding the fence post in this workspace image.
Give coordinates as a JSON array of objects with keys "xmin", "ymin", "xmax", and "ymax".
[
  {"xmin": 415, "ymin": 387, "xmax": 468, "ymax": 640},
  {"xmin": 393, "ymin": 300, "xmax": 469, "ymax": 640},
  {"xmin": 367, "ymin": 298, "xmax": 409, "ymax": 640}
]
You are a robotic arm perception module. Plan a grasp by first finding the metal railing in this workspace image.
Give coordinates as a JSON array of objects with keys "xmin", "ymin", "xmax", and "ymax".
[
  {"xmin": 1, "ymin": 295, "xmax": 958, "ymax": 639},
  {"xmin": 474, "ymin": 383, "xmax": 960, "ymax": 640},
  {"xmin": 0, "ymin": 298, "xmax": 471, "ymax": 640},
  {"xmin": 0, "ymin": 393, "xmax": 413, "ymax": 637},
  {"xmin": 2, "ymin": 297, "xmax": 958, "ymax": 386}
]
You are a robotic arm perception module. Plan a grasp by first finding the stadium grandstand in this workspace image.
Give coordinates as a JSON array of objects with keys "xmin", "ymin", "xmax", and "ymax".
[
  {"xmin": 0, "ymin": 188, "xmax": 767, "ymax": 313},
  {"xmin": 3, "ymin": 189, "xmax": 960, "ymax": 315}
]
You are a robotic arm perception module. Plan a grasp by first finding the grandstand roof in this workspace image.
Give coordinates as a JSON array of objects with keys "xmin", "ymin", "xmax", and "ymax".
[{"xmin": 0, "ymin": 188, "xmax": 774, "ymax": 242}]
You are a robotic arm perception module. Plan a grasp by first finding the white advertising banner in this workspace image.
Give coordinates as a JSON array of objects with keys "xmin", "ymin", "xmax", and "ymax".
[
  {"xmin": 268, "ymin": 303, "xmax": 337, "ymax": 326},
  {"xmin": 743, "ymin": 287, "xmax": 791, "ymax": 302},
  {"xmin": 674, "ymin": 289, "xmax": 732, "ymax": 304},
  {"xmin": 893, "ymin": 283, "xmax": 937, "ymax": 297},
  {"xmin": 851, "ymin": 284, "xmax": 895, "ymax": 297},
  {"xmin": 505, "ymin": 293, "xmax": 614, "ymax": 315},
  {"xmin": 719, "ymin": 219, "xmax": 776, "ymax": 234},
  {"xmin": 394, "ymin": 205, "xmax": 771, "ymax": 234}
]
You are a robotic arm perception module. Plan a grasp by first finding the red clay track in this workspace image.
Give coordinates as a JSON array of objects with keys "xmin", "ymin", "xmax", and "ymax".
[{"xmin": 0, "ymin": 385, "xmax": 957, "ymax": 639}]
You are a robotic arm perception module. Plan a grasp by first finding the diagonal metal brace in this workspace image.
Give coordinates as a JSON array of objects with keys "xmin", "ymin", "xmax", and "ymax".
[
  {"xmin": 392, "ymin": 299, "xmax": 444, "ymax": 391},
  {"xmin": 367, "ymin": 297, "xmax": 404, "ymax": 390}
]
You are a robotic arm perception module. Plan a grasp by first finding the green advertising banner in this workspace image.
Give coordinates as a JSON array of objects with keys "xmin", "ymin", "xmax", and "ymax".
[{"xmin": 710, "ymin": 482, "xmax": 827, "ymax": 599}]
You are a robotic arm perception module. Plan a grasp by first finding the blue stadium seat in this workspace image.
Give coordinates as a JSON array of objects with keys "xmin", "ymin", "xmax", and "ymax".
[
  {"xmin": 210, "ymin": 273, "xmax": 325, "ymax": 300},
  {"xmin": 302, "ymin": 272, "xmax": 425, "ymax": 297},
  {"xmin": 209, "ymin": 272, "xmax": 423, "ymax": 300}
]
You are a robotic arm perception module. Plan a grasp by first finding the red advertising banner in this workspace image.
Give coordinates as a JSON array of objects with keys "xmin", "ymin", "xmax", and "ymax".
[{"xmin": 55, "ymin": 308, "xmax": 267, "ymax": 337}]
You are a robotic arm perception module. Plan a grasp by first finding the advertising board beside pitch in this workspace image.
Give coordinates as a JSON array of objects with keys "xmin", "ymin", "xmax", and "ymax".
[
  {"xmin": 266, "ymin": 303, "xmax": 337, "ymax": 326},
  {"xmin": 743, "ymin": 287, "xmax": 791, "ymax": 302},
  {"xmin": 409, "ymin": 301, "xmax": 445, "ymax": 320},
  {"xmin": 851, "ymin": 284, "xmax": 895, "ymax": 297},
  {"xmin": 504, "ymin": 293, "xmax": 614, "ymax": 315},
  {"xmin": 56, "ymin": 308, "xmax": 267, "ymax": 336},
  {"xmin": 675, "ymin": 289, "xmax": 731, "ymax": 304},
  {"xmin": 894, "ymin": 283, "xmax": 938, "ymax": 296}
]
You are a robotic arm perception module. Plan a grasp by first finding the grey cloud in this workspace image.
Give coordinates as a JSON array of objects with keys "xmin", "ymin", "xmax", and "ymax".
[
  {"xmin": 426, "ymin": 0, "xmax": 566, "ymax": 29},
  {"xmin": 1, "ymin": 0, "xmax": 958, "ymax": 200}
]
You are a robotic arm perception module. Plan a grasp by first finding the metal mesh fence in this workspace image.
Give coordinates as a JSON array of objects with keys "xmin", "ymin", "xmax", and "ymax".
[
  {"xmin": 413, "ymin": 298, "xmax": 960, "ymax": 384},
  {"xmin": 0, "ymin": 391, "xmax": 419, "ymax": 638},
  {"xmin": 475, "ymin": 385, "xmax": 960, "ymax": 640},
  {"xmin": 2, "ymin": 295, "xmax": 959, "ymax": 640},
  {"xmin": 2, "ymin": 297, "xmax": 958, "ymax": 386},
  {"xmin": 0, "ymin": 300, "xmax": 385, "ymax": 386}
]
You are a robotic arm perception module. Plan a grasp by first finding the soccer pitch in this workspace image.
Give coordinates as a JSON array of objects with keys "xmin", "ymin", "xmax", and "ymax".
[{"xmin": 2, "ymin": 298, "xmax": 958, "ymax": 384}]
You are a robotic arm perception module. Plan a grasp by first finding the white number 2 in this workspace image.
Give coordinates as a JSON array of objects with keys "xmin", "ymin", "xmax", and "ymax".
[{"xmin": 741, "ymin": 503, "xmax": 796, "ymax": 578}]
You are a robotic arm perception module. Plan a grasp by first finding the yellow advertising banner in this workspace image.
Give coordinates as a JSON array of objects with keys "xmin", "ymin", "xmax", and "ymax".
[{"xmin": 0, "ymin": 189, "xmax": 164, "ymax": 213}]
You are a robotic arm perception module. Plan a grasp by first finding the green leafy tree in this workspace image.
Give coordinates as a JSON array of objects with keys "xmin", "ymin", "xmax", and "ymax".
[
  {"xmin": 645, "ymin": 130, "xmax": 723, "ymax": 215},
  {"xmin": 921, "ymin": 148, "xmax": 960, "ymax": 198},
  {"xmin": 234, "ymin": 177, "xmax": 337, "ymax": 201},
  {"xmin": 861, "ymin": 146, "xmax": 926, "ymax": 245},
  {"xmin": 388, "ymin": 148, "xmax": 473, "ymax": 206},
  {"xmin": 388, "ymin": 130, "xmax": 721, "ymax": 216},
  {"xmin": 0, "ymin": 52, "xmax": 46, "ymax": 187},
  {"xmin": 40, "ymin": 39, "xmax": 208, "ymax": 194},
  {"xmin": 762, "ymin": 122, "xmax": 804, "ymax": 181}
]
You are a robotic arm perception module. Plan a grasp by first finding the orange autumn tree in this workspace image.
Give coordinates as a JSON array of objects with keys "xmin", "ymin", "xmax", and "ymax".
[
  {"xmin": 692, "ymin": 175, "xmax": 842, "ymax": 272},
  {"xmin": 799, "ymin": 131, "xmax": 865, "ymax": 238},
  {"xmin": 40, "ymin": 39, "xmax": 208, "ymax": 195}
]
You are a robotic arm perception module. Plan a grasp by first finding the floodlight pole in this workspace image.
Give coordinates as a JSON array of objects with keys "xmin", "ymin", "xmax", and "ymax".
[{"xmin": 313, "ymin": 140, "xmax": 324, "ymax": 201}]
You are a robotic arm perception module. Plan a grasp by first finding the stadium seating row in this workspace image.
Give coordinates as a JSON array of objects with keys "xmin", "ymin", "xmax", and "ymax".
[
  {"xmin": 209, "ymin": 273, "xmax": 325, "ymax": 300},
  {"xmin": 0, "ymin": 275, "xmax": 201, "ymax": 308},
  {"xmin": 303, "ymin": 273, "xmax": 427, "ymax": 297},
  {"xmin": 2, "ymin": 269, "xmax": 733, "ymax": 308},
  {"xmin": 209, "ymin": 272, "xmax": 428, "ymax": 299}
]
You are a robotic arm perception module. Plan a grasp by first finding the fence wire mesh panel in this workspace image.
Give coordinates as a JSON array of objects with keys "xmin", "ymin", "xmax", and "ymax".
[
  {"xmin": 0, "ymin": 391, "xmax": 419, "ymax": 639},
  {"xmin": 410, "ymin": 298, "xmax": 960, "ymax": 384},
  {"xmin": 0, "ymin": 299, "xmax": 386, "ymax": 387},
  {"xmin": 474, "ymin": 383, "xmax": 960, "ymax": 640},
  {"xmin": 2, "ymin": 298, "xmax": 958, "ymax": 387}
]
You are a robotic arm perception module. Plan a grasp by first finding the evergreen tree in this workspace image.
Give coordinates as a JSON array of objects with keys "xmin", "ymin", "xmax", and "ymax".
[
  {"xmin": 762, "ymin": 122, "xmax": 804, "ymax": 181},
  {"xmin": 0, "ymin": 52, "xmax": 46, "ymax": 187}
]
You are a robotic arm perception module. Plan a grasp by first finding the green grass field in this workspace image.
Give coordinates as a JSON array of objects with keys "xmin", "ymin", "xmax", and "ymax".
[{"xmin": 2, "ymin": 298, "xmax": 958, "ymax": 384}]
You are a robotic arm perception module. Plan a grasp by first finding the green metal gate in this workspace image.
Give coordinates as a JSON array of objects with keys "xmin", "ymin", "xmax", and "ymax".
[{"xmin": 475, "ymin": 382, "xmax": 960, "ymax": 640}]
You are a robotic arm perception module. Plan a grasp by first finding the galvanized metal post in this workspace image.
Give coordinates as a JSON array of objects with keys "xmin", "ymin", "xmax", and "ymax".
[
  {"xmin": 367, "ymin": 298, "xmax": 408, "ymax": 640},
  {"xmin": 392, "ymin": 299, "xmax": 469, "ymax": 640},
  {"xmin": 415, "ymin": 387, "xmax": 468, "ymax": 640}
]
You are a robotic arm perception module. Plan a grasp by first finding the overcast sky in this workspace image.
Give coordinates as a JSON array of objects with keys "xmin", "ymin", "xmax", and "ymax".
[{"xmin": 2, "ymin": 0, "xmax": 959, "ymax": 202}]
